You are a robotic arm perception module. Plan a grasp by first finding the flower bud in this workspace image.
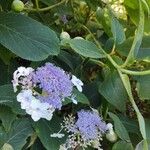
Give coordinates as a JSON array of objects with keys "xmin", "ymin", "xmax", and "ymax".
[
  {"xmin": 106, "ymin": 131, "xmax": 117, "ymax": 142},
  {"xmin": 106, "ymin": 123, "xmax": 117, "ymax": 142},
  {"xmin": 60, "ymin": 31, "xmax": 70, "ymax": 40},
  {"xmin": 74, "ymin": 36, "xmax": 84, "ymax": 40},
  {"xmin": 12, "ymin": 0, "xmax": 24, "ymax": 12}
]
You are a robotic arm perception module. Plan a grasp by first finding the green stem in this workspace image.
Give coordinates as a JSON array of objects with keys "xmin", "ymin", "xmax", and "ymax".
[
  {"xmin": 120, "ymin": 68, "xmax": 150, "ymax": 76},
  {"xmin": 0, "ymin": 5, "xmax": 2, "ymax": 11},
  {"xmin": 35, "ymin": 0, "xmax": 39, "ymax": 9},
  {"xmin": 82, "ymin": 25, "xmax": 104, "ymax": 50},
  {"xmin": 118, "ymin": 70, "xmax": 148, "ymax": 150},
  {"xmin": 24, "ymin": 0, "xmax": 67, "ymax": 12},
  {"xmin": 89, "ymin": 59, "xmax": 107, "ymax": 67},
  {"xmin": 82, "ymin": 25, "xmax": 150, "ymax": 76}
]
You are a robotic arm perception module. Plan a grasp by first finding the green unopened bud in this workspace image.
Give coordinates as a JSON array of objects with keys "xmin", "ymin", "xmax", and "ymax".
[
  {"xmin": 106, "ymin": 123, "xmax": 117, "ymax": 143},
  {"xmin": 2, "ymin": 143, "xmax": 14, "ymax": 150},
  {"xmin": 106, "ymin": 130, "xmax": 117, "ymax": 142},
  {"xmin": 12, "ymin": 0, "xmax": 24, "ymax": 12},
  {"xmin": 74, "ymin": 36, "xmax": 84, "ymax": 40},
  {"xmin": 60, "ymin": 31, "xmax": 70, "ymax": 40}
]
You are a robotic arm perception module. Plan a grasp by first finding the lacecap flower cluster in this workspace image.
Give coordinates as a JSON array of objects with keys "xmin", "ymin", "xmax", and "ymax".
[
  {"xmin": 12, "ymin": 63, "xmax": 83, "ymax": 121},
  {"xmin": 51, "ymin": 109, "xmax": 116, "ymax": 150}
]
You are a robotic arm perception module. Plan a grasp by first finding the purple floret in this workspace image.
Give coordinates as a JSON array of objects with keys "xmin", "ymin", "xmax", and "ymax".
[
  {"xmin": 75, "ymin": 110, "xmax": 107, "ymax": 140},
  {"xmin": 32, "ymin": 63, "xmax": 73, "ymax": 109}
]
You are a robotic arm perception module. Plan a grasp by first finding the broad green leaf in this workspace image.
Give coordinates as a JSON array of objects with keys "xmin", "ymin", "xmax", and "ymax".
[
  {"xmin": 123, "ymin": 0, "xmax": 144, "ymax": 66},
  {"xmin": 0, "ymin": 12, "xmax": 60, "ymax": 61},
  {"xmin": 112, "ymin": 140, "xmax": 133, "ymax": 150},
  {"xmin": 126, "ymin": 6, "xmax": 150, "ymax": 34},
  {"xmin": 99, "ymin": 71, "xmax": 128, "ymax": 112},
  {"xmin": 0, "ymin": 106, "xmax": 16, "ymax": 132},
  {"xmin": 0, "ymin": 119, "xmax": 33, "ymax": 150},
  {"xmin": 69, "ymin": 39, "xmax": 105, "ymax": 58},
  {"xmin": 134, "ymin": 75, "xmax": 150, "ymax": 100},
  {"xmin": 116, "ymin": 36, "xmax": 150, "ymax": 62},
  {"xmin": 84, "ymin": 81, "xmax": 101, "ymax": 108},
  {"xmin": 124, "ymin": 0, "xmax": 150, "ymax": 15},
  {"xmin": 108, "ymin": 112, "xmax": 130, "ymax": 142},
  {"xmin": 111, "ymin": 15, "xmax": 126, "ymax": 44},
  {"xmin": 0, "ymin": 84, "xmax": 25, "ymax": 115},
  {"xmin": 118, "ymin": 115, "xmax": 139, "ymax": 134},
  {"xmin": 57, "ymin": 51, "xmax": 74, "ymax": 70},
  {"xmin": 33, "ymin": 117, "xmax": 66, "ymax": 150}
]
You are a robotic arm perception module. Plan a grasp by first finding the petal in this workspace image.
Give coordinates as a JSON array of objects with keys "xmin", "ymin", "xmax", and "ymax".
[
  {"xmin": 31, "ymin": 111, "xmax": 41, "ymax": 121},
  {"xmin": 76, "ymin": 85, "xmax": 82, "ymax": 92}
]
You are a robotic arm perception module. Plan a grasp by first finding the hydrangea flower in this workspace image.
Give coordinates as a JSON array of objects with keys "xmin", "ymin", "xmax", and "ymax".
[
  {"xmin": 71, "ymin": 75, "xmax": 83, "ymax": 92},
  {"xmin": 52, "ymin": 109, "xmax": 108, "ymax": 150},
  {"xmin": 17, "ymin": 90, "xmax": 54, "ymax": 121},
  {"xmin": 32, "ymin": 63, "xmax": 73, "ymax": 109},
  {"xmin": 12, "ymin": 66, "xmax": 33, "ymax": 92},
  {"xmin": 13, "ymin": 63, "xmax": 84, "ymax": 121}
]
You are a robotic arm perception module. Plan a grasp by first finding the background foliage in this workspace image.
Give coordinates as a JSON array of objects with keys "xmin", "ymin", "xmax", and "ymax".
[{"xmin": 0, "ymin": 0, "xmax": 150, "ymax": 149}]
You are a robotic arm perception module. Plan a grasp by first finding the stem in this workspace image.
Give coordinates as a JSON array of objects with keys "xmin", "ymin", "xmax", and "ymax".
[
  {"xmin": 82, "ymin": 25, "xmax": 150, "ymax": 76},
  {"xmin": 35, "ymin": 0, "xmax": 39, "ymax": 9},
  {"xmin": 82, "ymin": 25, "xmax": 104, "ymax": 50},
  {"xmin": 118, "ymin": 70, "xmax": 148, "ymax": 150},
  {"xmin": 89, "ymin": 59, "xmax": 107, "ymax": 67},
  {"xmin": 120, "ymin": 68, "xmax": 150, "ymax": 76},
  {"xmin": 0, "ymin": 5, "xmax": 2, "ymax": 11},
  {"xmin": 24, "ymin": 0, "xmax": 67, "ymax": 12}
]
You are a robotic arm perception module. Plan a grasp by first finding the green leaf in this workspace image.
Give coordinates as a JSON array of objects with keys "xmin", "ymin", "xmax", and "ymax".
[
  {"xmin": 112, "ymin": 140, "xmax": 133, "ymax": 150},
  {"xmin": 33, "ymin": 117, "xmax": 65, "ymax": 150},
  {"xmin": 69, "ymin": 39, "xmax": 105, "ymax": 58},
  {"xmin": 0, "ymin": 84, "xmax": 25, "ymax": 115},
  {"xmin": 118, "ymin": 115, "xmax": 139, "ymax": 134},
  {"xmin": 0, "ymin": 12, "xmax": 60, "ymax": 61},
  {"xmin": 0, "ymin": 119, "xmax": 33, "ymax": 150},
  {"xmin": 111, "ymin": 15, "xmax": 126, "ymax": 45},
  {"xmin": 108, "ymin": 112, "xmax": 130, "ymax": 142},
  {"xmin": 134, "ymin": 75, "xmax": 150, "ymax": 100},
  {"xmin": 123, "ymin": 0, "xmax": 144, "ymax": 66},
  {"xmin": 116, "ymin": 36, "xmax": 150, "ymax": 62},
  {"xmin": 99, "ymin": 71, "xmax": 128, "ymax": 112},
  {"xmin": 0, "ymin": 106, "xmax": 16, "ymax": 132}
]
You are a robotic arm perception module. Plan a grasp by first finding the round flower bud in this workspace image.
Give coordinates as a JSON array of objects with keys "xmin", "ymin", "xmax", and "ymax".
[
  {"xmin": 74, "ymin": 36, "xmax": 84, "ymax": 40},
  {"xmin": 106, "ymin": 130, "xmax": 117, "ymax": 143},
  {"xmin": 60, "ymin": 31, "xmax": 70, "ymax": 40},
  {"xmin": 12, "ymin": 0, "xmax": 24, "ymax": 12}
]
